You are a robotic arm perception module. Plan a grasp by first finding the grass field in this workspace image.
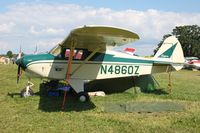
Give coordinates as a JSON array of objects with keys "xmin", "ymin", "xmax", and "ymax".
[{"xmin": 0, "ymin": 64, "xmax": 200, "ymax": 133}]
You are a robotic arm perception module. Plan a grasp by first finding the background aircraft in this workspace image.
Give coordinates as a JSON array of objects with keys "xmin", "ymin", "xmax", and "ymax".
[
  {"xmin": 124, "ymin": 47, "xmax": 136, "ymax": 55},
  {"xmin": 16, "ymin": 26, "xmax": 184, "ymax": 103},
  {"xmin": 184, "ymin": 57, "xmax": 200, "ymax": 70}
]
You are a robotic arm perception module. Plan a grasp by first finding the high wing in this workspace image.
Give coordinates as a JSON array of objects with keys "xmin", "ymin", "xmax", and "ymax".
[{"xmin": 50, "ymin": 26, "xmax": 139, "ymax": 54}]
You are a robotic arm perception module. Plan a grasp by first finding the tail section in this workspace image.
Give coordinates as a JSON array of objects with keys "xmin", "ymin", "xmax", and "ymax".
[{"xmin": 153, "ymin": 36, "xmax": 184, "ymax": 71}]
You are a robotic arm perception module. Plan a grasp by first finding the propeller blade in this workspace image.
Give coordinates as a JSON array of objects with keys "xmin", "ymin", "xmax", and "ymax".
[
  {"xmin": 17, "ymin": 64, "xmax": 21, "ymax": 84},
  {"xmin": 16, "ymin": 46, "xmax": 22, "ymax": 84}
]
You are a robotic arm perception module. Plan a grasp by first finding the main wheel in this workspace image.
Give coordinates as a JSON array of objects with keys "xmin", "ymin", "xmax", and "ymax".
[
  {"xmin": 20, "ymin": 88, "xmax": 34, "ymax": 97},
  {"xmin": 77, "ymin": 92, "xmax": 89, "ymax": 102}
]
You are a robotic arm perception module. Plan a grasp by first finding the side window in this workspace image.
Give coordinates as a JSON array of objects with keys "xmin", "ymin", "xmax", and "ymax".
[
  {"xmin": 74, "ymin": 50, "xmax": 83, "ymax": 60},
  {"xmin": 64, "ymin": 49, "xmax": 83, "ymax": 60},
  {"xmin": 64, "ymin": 49, "xmax": 70, "ymax": 58}
]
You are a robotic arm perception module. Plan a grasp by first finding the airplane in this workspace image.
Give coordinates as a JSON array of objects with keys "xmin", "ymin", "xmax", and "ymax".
[
  {"xmin": 16, "ymin": 25, "xmax": 185, "ymax": 103},
  {"xmin": 189, "ymin": 60, "xmax": 200, "ymax": 70},
  {"xmin": 184, "ymin": 57, "xmax": 200, "ymax": 70},
  {"xmin": 123, "ymin": 47, "xmax": 136, "ymax": 55}
]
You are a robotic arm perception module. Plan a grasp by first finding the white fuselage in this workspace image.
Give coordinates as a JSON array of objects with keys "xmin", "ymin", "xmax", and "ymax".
[{"xmin": 25, "ymin": 50, "xmax": 156, "ymax": 80}]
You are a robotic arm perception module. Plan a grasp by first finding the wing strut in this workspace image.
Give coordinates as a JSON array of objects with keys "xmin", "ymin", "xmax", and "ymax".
[
  {"xmin": 61, "ymin": 39, "xmax": 75, "ymax": 111},
  {"xmin": 66, "ymin": 42, "xmax": 75, "ymax": 81}
]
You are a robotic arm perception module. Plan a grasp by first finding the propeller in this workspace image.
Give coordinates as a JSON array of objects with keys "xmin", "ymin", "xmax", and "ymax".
[
  {"xmin": 16, "ymin": 46, "xmax": 22, "ymax": 84},
  {"xmin": 17, "ymin": 62, "xmax": 21, "ymax": 83}
]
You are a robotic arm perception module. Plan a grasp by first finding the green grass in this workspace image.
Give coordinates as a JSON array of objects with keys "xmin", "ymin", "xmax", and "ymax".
[{"xmin": 0, "ymin": 64, "xmax": 200, "ymax": 133}]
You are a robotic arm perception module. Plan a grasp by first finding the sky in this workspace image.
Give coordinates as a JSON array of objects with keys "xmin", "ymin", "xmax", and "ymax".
[{"xmin": 0, "ymin": 0, "xmax": 200, "ymax": 55}]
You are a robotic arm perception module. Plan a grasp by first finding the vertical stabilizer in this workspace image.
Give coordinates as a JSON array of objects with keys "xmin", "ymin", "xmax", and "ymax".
[{"xmin": 153, "ymin": 36, "xmax": 184, "ymax": 71}]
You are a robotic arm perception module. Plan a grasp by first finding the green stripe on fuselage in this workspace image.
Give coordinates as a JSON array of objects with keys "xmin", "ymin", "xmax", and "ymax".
[
  {"xmin": 22, "ymin": 53, "xmax": 168, "ymax": 69},
  {"xmin": 21, "ymin": 54, "xmax": 56, "ymax": 69}
]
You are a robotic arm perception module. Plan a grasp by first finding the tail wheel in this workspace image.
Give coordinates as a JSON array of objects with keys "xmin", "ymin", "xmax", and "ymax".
[{"xmin": 77, "ymin": 92, "xmax": 89, "ymax": 102}]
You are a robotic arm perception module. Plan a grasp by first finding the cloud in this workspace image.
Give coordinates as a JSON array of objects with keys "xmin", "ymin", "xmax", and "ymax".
[
  {"xmin": 0, "ymin": 22, "xmax": 15, "ymax": 33},
  {"xmin": 0, "ymin": 41, "xmax": 11, "ymax": 51},
  {"xmin": 0, "ymin": 3, "xmax": 200, "ymax": 55},
  {"xmin": 30, "ymin": 26, "xmax": 64, "ymax": 35},
  {"xmin": 37, "ymin": 38, "xmax": 62, "ymax": 48}
]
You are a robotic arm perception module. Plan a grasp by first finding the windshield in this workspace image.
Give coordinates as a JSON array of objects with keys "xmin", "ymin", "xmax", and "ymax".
[{"xmin": 49, "ymin": 45, "xmax": 62, "ymax": 56}]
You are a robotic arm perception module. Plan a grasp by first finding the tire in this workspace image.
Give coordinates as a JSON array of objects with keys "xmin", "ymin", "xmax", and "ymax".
[
  {"xmin": 77, "ymin": 92, "xmax": 89, "ymax": 102},
  {"xmin": 20, "ymin": 88, "xmax": 34, "ymax": 97}
]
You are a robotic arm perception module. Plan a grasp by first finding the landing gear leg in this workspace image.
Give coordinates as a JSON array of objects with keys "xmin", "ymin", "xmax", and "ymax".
[{"xmin": 69, "ymin": 79, "xmax": 89, "ymax": 102}]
